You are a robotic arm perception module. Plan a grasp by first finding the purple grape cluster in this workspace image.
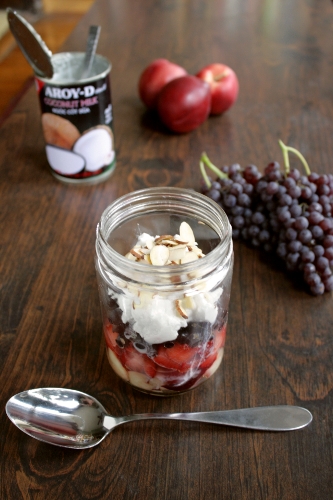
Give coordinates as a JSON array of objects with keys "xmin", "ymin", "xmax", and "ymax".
[
  {"xmin": 202, "ymin": 163, "xmax": 259, "ymax": 239},
  {"xmin": 200, "ymin": 145, "xmax": 333, "ymax": 296}
]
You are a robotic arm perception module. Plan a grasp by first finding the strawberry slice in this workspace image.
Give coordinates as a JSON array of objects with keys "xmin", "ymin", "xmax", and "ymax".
[
  {"xmin": 200, "ymin": 324, "xmax": 227, "ymax": 368},
  {"xmin": 121, "ymin": 344, "xmax": 157, "ymax": 379},
  {"xmin": 104, "ymin": 323, "xmax": 120, "ymax": 351},
  {"xmin": 154, "ymin": 342, "xmax": 199, "ymax": 373},
  {"xmin": 200, "ymin": 351, "xmax": 217, "ymax": 369},
  {"xmin": 214, "ymin": 324, "xmax": 227, "ymax": 350}
]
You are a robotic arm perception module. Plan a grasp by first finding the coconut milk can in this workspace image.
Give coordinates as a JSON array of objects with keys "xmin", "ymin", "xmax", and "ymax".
[{"xmin": 35, "ymin": 52, "xmax": 116, "ymax": 184}]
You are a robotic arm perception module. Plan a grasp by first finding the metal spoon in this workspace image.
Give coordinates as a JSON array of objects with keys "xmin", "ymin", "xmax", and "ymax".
[
  {"xmin": 6, "ymin": 388, "xmax": 312, "ymax": 449},
  {"xmin": 7, "ymin": 8, "xmax": 53, "ymax": 78},
  {"xmin": 81, "ymin": 25, "xmax": 101, "ymax": 79}
]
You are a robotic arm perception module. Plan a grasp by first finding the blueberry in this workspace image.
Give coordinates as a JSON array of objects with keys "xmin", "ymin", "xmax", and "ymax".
[{"xmin": 177, "ymin": 322, "xmax": 212, "ymax": 346}]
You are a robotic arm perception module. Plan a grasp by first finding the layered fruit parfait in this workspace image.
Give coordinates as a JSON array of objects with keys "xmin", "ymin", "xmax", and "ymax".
[{"xmin": 102, "ymin": 221, "xmax": 229, "ymax": 394}]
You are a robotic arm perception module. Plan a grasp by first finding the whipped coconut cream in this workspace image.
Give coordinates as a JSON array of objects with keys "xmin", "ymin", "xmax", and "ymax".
[
  {"xmin": 110, "ymin": 287, "xmax": 221, "ymax": 344},
  {"xmin": 108, "ymin": 222, "xmax": 222, "ymax": 344}
]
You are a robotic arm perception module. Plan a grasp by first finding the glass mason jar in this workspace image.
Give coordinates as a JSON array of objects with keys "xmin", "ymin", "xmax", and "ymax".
[{"xmin": 95, "ymin": 187, "xmax": 233, "ymax": 395}]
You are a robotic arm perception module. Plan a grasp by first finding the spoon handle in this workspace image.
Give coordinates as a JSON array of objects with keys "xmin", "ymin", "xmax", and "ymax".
[
  {"xmin": 81, "ymin": 25, "xmax": 101, "ymax": 79},
  {"xmin": 105, "ymin": 406, "xmax": 312, "ymax": 432}
]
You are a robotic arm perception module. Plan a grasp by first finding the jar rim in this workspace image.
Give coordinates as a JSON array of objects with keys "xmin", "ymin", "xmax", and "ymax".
[{"xmin": 96, "ymin": 187, "xmax": 232, "ymax": 286}]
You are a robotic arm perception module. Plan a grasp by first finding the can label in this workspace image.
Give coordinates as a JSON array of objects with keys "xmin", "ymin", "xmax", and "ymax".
[{"xmin": 35, "ymin": 54, "xmax": 116, "ymax": 183}]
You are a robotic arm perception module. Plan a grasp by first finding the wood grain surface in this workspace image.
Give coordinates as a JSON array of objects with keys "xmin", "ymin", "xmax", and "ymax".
[{"xmin": 1, "ymin": 0, "xmax": 333, "ymax": 499}]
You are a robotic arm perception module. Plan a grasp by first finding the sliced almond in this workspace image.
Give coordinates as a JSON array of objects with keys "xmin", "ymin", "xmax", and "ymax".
[
  {"xmin": 155, "ymin": 234, "xmax": 173, "ymax": 242},
  {"xmin": 159, "ymin": 239, "xmax": 178, "ymax": 246},
  {"xmin": 182, "ymin": 295, "xmax": 196, "ymax": 309},
  {"xmin": 179, "ymin": 221, "xmax": 195, "ymax": 244},
  {"xmin": 138, "ymin": 290, "xmax": 154, "ymax": 306},
  {"xmin": 174, "ymin": 239, "xmax": 188, "ymax": 245},
  {"xmin": 146, "ymin": 239, "xmax": 154, "ymax": 250},
  {"xmin": 175, "ymin": 299, "xmax": 188, "ymax": 319},
  {"xmin": 130, "ymin": 249, "xmax": 144, "ymax": 259},
  {"xmin": 150, "ymin": 244, "xmax": 169, "ymax": 266},
  {"xmin": 144, "ymin": 254, "xmax": 152, "ymax": 264},
  {"xmin": 125, "ymin": 252, "xmax": 137, "ymax": 261},
  {"xmin": 181, "ymin": 252, "xmax": 199, "ymax": 264},
  {"xmin": 191, "ymin": 246, "xmax": 205, "ymax": 257},
  {"xmin": 169, "ymin": 246, "xmax": 187, "ymax": 262}
]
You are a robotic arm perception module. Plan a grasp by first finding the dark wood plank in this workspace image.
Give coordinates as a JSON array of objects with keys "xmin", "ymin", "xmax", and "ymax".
[{"xmin": 1, "ymin": 0, "xmax": 333, "ymax": 499}]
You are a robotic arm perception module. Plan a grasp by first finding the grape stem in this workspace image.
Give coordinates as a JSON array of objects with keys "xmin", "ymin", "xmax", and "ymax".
[
  {"xmin": 199, "ymin": 160, "xmax": 212, "ymax": 188},
  {"xmin": 278, "ymin": 140, "xmax": 311, "ymax": 176},
  {"xmin": 201, "ymin": 152, "xmax": 228, "ymax": 183}
]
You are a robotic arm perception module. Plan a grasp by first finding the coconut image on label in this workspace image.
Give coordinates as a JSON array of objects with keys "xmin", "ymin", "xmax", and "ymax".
[
  {"xmin": 45, "ymin": 145, "xmax": 86, "ymax": 175},
  {"xmin": 42, "ymin": 113, "xmax": 80, "ymax": 150},
  {"xmin": 73, "ymin": 125, "xmax": 114, "ymax": 172},
  {"xmin": 41, "ymin": 113, "xmax": 114, "ymax": 176}
]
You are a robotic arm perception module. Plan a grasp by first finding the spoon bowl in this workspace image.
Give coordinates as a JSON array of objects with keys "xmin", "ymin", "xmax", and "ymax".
[
  {"xmin": 6, "ymin": 388, "xmax": 313, "ymax": 450},
  {"xmin": 7, "ymin": 8, "xmax": 53, "ymax": 78}
]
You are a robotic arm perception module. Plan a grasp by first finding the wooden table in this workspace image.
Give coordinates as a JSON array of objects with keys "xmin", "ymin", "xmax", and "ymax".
[{"xmin": 1, "ymin": 0, "xmax": 333, "ymax": 498}]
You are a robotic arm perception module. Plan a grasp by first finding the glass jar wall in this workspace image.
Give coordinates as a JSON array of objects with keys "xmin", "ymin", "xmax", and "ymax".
[{"xmin": 95, "ymin": 187, "xmax": 233, "ymax": 395}]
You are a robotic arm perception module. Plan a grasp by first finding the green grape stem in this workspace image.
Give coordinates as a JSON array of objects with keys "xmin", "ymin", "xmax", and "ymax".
[
  {"xmin": 278, "ymin": 140, "xmax": 311, "ymax": 176},
  {"xmin": 199, "ymin": 160, "xmax": 212, "ymax": 189},
  {"xmin": 200, "ymin": 152, "xmax": 228, "ymax": 182}
]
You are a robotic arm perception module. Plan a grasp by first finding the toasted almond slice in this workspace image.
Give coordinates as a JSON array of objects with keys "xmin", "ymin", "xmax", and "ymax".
[
  {"xmin": 150, "ymin": 244, "xmax": 169, "ymax": 266},
  {"xmin": 174, "ymin": 239, "xmax": 189, "ymax": 245},
  {"xmin": 182, "ymin": 295, "xmax": 196, "ymax": 309},
  {"xmin": 125, "ymin": 252, "xmax": 137, "ymax": 261},
  {"xmin": 181, "ymin": 252, "xmax": 199, "ymax": 264},
  {"xmin": 175, "ymin": 299, "xmax": 188, "ymax": 319},
  {"xmin": 155, "ymin": 234, "xmax": 173, "ymax": 242},
  {"xmin": 172, "ymin": 243, "xmax": 188, "ymax": 250},
  {"xmin": 144, "ymin": 254, "xmax": 152, "ymax": 264},
  {"xmin": 130, "ymin": 249, "xmax": 144, "ymax": 259},
  {"xmin": 191, "ymin": 246, "xmax": 205, "ymax": 257},
  {"xmin": 179, "ymin": 221, "xmax": 195, "ymax": 244},
  {"xmin": 169, "ymin": 246, "xmax": 186, "ymax": 262},
  {"xmin": 135, "ymin": 291, "xmax": 153, "ymax": 308},
  {"xmin": 160, "ymin": 239, "xmax": 178, "ymax": 246}
]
